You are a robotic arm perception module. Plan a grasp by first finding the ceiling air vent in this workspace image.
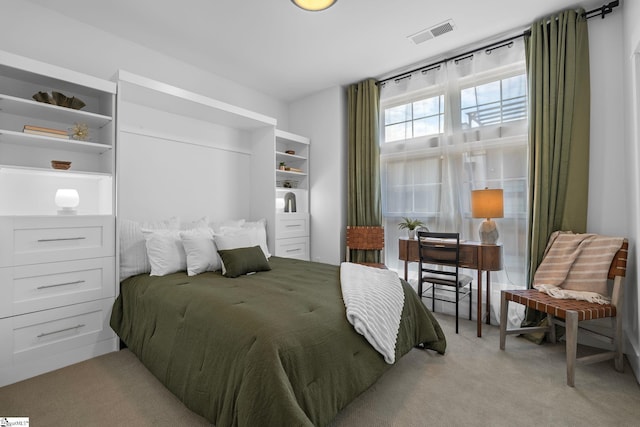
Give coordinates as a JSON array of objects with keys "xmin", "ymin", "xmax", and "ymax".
[{"xmin": 408, "ymin": 19, "xmax": 455, "ymax": 45}]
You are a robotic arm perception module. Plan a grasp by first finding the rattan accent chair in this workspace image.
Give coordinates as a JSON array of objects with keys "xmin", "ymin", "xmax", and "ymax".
[
  {"xmin": 417, "ymin": 231, "xmax": 473, "ymax": 334},
  {"xmin": 345, "ymin": 226, "xmax": 386, "ymax": 269},
  {"xmin": 499, "ymin": 238, "xmax": 628, "ymax": 387}
]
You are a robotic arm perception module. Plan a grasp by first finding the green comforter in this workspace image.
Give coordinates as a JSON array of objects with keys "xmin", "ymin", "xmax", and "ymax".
[{"xmin": 110, "ymin": 257, "xmax": 446, "ymax": 426}]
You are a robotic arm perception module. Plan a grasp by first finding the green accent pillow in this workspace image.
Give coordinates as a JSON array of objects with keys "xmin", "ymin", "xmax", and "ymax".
[{"xmin": 218, "ymin": 245, "xmax": 271, "ymax": 278}]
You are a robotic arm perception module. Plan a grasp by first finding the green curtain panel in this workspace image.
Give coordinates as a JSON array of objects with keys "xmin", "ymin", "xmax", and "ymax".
[
  {"xmin": 526, "ymin": 8, "xmax": 590, "ymax": 283},
  {"xmin": 347, "ymin": 79, "xmax": 382, "ymax": 263},
  {"xmin": 523, "ymin": 8, "xmax": 590, "ymax": 340}
]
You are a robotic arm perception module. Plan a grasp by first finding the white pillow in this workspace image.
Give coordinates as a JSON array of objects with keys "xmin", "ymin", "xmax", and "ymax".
[
  {"xmin": 142, "ymin": 229, "xmax": 187, "ymax": 276},
  {"xmin": 214, "ymin": 220, "xmax": 271, "ymax": 275},
  {"xmin": 210, "ymin": 218, "xmax": 245, "ymax": 234},
  {"xmin": 180, "ymin": 228, "xmax": 222, "ymax": 276},
  {"xmin": 181, "ymin": 216, "xmax": 209, "ymax": 230},
  {"xmin": 119, "ymin": 217, "xmax": 180, "ymax": 281},
  {"xmin": 215, "ymin": 219, "xmax": 270, "ymax": 258},
  {"xmin": 214, "ymin": 231, "xmax": 256, "ymax": 275},
  {"xmin": 241, "ymin": 218, "xmax": 271, "ymax": 258},
  {"xmin": 215, "ymin": 232, "xmax": 255, "ymax": 251}
]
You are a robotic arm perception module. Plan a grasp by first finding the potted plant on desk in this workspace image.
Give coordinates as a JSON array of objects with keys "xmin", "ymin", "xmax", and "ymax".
[{"xmin": 398, "ymin": 217, "xmax": 425, "ymax": 239}]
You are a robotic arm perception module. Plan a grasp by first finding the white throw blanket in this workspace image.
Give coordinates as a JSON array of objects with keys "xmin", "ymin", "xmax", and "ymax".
[
  {"xmin": 340, "ymin": 262, "xmax": 405, "ymax": 364},
  {"xmin": 533, "ymin": 231, "xmax": 624, "ymax": 304}
]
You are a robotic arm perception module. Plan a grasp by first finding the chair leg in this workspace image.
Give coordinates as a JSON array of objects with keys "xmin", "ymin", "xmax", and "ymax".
[
  {"xmin": 614, "ymin": 312, "xmax": 624, "ymax": 372},
  {"xmin": 468, "ymin": 284, "xmax": 472, "ymax": 320},
  {"xmin": 565, "ymin": 311, "xmax": 578, "ymax": 387},
  {"xmin": 547, "ymin": 314, "xmax": 557, "ymax": 344},
  {"xmin": 432, "ymin": 283, "xmax": 435, "ymax": 312},
  {"xmin": 499, "ymin": 292, "xmax": 508, "ymax": 350},
  {"xmin": 455, "ymin": 285, "xmax": 459, "ymax": 334}
]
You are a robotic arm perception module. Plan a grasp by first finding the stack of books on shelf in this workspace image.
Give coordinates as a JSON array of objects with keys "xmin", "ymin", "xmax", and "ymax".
[{"xmin": 23, "ymin": 125, "xmax": 69, "ymax": 139}]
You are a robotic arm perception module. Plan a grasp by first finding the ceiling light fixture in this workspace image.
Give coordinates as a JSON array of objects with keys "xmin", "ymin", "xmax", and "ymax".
[{"xmin": 291, "ymin": 0, "xmax": 337, "ymax": 12}]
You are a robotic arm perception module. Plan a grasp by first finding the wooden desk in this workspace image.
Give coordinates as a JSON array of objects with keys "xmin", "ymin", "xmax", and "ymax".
[{"xmin": 398, "ymin": 238, "xmax": 503, "ymax": 337}]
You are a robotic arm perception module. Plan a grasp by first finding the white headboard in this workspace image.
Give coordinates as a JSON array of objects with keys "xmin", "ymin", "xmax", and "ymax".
[
  {"xmin": 115, "ymin": 71, "xmax": 278, "ymax": 268},
  {"xmin": 118, "ymin": 125, "xmax": 251, "ymax": 223}
]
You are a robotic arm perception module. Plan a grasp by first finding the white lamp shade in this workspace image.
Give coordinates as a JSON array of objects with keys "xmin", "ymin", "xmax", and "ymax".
[
  {"xmin": 291, "ymin": 0, "xmax": 337, "ymax": 11},
  {"xmin": 55, "ymin": 189, "xmax": 80, "ymax": 209}
]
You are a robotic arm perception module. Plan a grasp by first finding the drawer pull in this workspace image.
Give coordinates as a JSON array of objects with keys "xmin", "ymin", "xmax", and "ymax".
[
  {"xmin": 37, "ymin": 323, "xmax": 86, "ymax": 338},
  {"xmin": 285, "ymin": 224, "xmax": 301, "ymax": 228},
  {"xmin": 37, "ymin": 237, "xmax": 87, "ymax": 242},
  {"xmin": 286, "ymin": 248, "xmax": 301, "ymax": 253},
  {"xmin": 37, "ymin": 280, "xmax": 85, "ymax": 290}
]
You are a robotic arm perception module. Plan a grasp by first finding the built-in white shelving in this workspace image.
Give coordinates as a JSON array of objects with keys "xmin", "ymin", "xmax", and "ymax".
[
  {"xmin": 0, "ymin": 50, "xmax": 117, "ymax": 387},
  {"xmin": 0, "ymin": 129, "xmax": 112, "ymax": 154},
  {"xmin": 0, "ymin": 50, "xmax": 116, "ymax": 215},
  {"xmin": 274, "ymin": 129, "xmax": 310, "ymax": 260}
]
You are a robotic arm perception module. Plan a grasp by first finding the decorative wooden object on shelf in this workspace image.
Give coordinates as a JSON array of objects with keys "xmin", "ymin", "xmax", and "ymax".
[{"xmin": 51, "ymin": 160, "xmax": 71, "ymax": 170}]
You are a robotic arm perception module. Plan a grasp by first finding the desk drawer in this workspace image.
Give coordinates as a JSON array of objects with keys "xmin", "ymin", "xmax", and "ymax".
[
  {"xmin": 0, "ymin": 257, "xmax": 115, "ymax": 318},
  {"xmin": 0, "ymin": 216, "xmax": 114, "ymax": 266},
  {"xmin": 459, "ymin": 244, "xmax": 478, "ymax": 268}
]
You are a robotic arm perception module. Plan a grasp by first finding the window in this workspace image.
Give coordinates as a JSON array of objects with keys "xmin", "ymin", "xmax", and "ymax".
[
  {"xmin": 460, "ymin": 74, "xmax": 527, "ymax": 128},
  {"xmin": 383, "ymin": 95, "xmax": 445, "ymax": 142},
  {"xmin": 380, "ymin": 48, "xmax": 528, "ymax": 292}
]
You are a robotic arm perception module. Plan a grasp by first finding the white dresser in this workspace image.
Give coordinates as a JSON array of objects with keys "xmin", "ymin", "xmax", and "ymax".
[
  {"xmin": 0, "ymin": 216, "xmax": 117, "ymax": 387},
  {"xmin": 275, "ymin": 212, "xmax": 310, "ymax": 260}
]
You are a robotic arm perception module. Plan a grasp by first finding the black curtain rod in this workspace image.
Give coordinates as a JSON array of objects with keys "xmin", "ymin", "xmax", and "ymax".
[{"xmin": 377, "ymin": 1, "xmax": 619, "ymax": 87}]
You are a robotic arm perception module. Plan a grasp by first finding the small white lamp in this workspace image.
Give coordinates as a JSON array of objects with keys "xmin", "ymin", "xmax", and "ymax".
[
  {"xmin": 55, "ymin": 189, "xmax": 79, "ymax": 215},
  {"xmin": 471, "ymin": 188, "xmax": 503, "ymax": 244}
]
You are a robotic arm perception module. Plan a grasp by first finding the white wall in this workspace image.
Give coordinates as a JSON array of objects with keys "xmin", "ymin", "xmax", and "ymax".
[
  {"xmin": 622, "ymin": 0, "xmax": 640, "ymax": 382},
  {"xmin": 586, "ymin": 13, "xmax": 626, "ymax": 237},
  {"xmin": 289, "ymin": 86, "xmax": 347, "ymax": 265},
  {"xmin": 1, "ymin": 0, "xmax": 289, "ymax": 129},
  {"xmin": 585, "ymin": 8, "xmax": 640, "ymax": 382}
]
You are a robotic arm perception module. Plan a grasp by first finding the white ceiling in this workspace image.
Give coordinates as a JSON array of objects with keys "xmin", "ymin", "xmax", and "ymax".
[{"xmin": 26, "ymin": 0, "xmax": 601, "ymax": 102}]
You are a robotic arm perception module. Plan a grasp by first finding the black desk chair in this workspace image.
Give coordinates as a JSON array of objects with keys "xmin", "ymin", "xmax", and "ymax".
[{"xmin": 417, "ymin": 231, "xmax": 473, "ymax": 333}]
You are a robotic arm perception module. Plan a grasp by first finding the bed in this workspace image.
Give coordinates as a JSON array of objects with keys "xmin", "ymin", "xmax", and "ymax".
[{"xmin": 110, "ymin": 255, "xmax": 446, "ymax": 426}]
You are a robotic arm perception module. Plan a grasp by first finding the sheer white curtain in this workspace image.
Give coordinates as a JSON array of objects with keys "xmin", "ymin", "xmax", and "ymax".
[{"xmin": 380, "ymin": 38, "xmax": 527, "ymax": 327}]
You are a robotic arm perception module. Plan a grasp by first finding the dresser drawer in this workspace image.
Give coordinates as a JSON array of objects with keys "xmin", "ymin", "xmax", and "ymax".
[
  {"xmin": 0, "ymin": 216, "xmax": 114, "ymax": 267},
  {"xmin": 0, "ymin": 298, "xmax": 116, "ymax": 386},
  {"xmin": 276, "ymin": 213, "xmax": 309, "ymax": 239},
  {"xmin": 0, "ymin": 257, "xmax": 115, "ymax": 318},
  {"xmin": 275, "ymin": 236, "xmax": 309, "ymax": 261}
]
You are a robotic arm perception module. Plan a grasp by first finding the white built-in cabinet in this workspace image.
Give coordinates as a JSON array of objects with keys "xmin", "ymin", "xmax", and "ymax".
[
  {"xmin": 116, "ymin": 70, "xmax": 310, "ymax": 260},
  {"xmin": 0, "ymin": 50, "xmax": 117, "ymax": 387},
  {"xmin": 274, "ymin": 130, "xmax": 310, "ymax": 260}
]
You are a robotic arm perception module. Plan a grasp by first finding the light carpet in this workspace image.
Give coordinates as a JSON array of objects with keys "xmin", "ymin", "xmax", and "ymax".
[{"xmin": 1, "ymin": 313, "xmax": 639, "ymax": 426}]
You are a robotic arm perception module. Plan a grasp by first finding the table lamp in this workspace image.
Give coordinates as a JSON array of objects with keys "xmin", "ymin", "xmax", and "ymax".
[
  {"xmin": 55, "ymin": 189, "xmax": 79, "ymax": 215},
  {"xmin": 471, "ymin": 188, "xmax": 503, "ymax": 244}
]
